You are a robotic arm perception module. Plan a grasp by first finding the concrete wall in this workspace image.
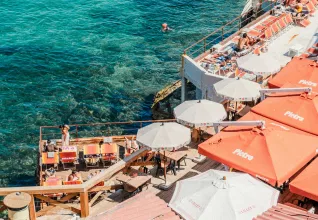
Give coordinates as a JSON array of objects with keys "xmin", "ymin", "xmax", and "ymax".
[{"xmin": 184, "ymin": 55, "xmax": 225, "ymax": 103}]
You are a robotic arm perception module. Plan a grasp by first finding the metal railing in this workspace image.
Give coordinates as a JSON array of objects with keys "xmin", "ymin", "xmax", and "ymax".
[
  {"xmin": 183, "ymin": 1, "xmax": 278, "ymax": 58},
  {"xmin": 39, "ymin": 119, "xmax": 176, "ymax": 143}
]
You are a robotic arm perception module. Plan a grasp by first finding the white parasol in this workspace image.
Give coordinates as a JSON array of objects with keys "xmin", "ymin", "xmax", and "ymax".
[
  {"xmin": 236, "ymin": 52, "xmax": 281, "ymax": 76},
  {"xmin": 169, "ymin": 169, "xmax": 279, "ymax": 220},
  {"xmin": 214, "ymin": 77, "xmax": 261, "ymax": 101},
  {"xmin": 173, "ymin": 99, "xmax": 227, "ymax": 128}
]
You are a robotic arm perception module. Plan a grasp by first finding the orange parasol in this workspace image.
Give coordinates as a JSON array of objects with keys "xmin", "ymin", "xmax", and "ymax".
[
  {"xmin": 268, "ymin": 57, "xmax": 318, "ymax": 91},
  {"xmin": 198, "ymin": 124, "xmax": 318, "ymax": 186},
  {"xmin": 251, "ymin": 93, "xmax": 318, "ymax": 136},
  {"xmin": 289, "ymin": 157, "xmax": 318, "ymax": 202}
]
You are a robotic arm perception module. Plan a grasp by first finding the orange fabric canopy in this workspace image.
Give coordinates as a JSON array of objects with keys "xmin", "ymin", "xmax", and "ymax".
[
  {"xmin": 268, "ymin": 57, "xmax": 318, "ymax": 92},
  {"xmin": 199, "ymin": 114, "xmax": 318, "ymax": 186},
  {"xmin": 290, "ymin": 157, "xmax": 318, "ymax": 202},
  {"xmin": 251, "ymin": 93, "xmax": 318, "ymax": 136}
]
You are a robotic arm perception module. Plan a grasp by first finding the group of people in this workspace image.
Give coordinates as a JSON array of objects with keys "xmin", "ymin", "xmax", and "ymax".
[
  {"xmin": 236, "ymin": 32, "xmax": 262, "ymax": 52},
  {"xmin": 286, "ymin": 0, "xmax": 307, "ymax": 18},
  {"xmin": 43, "ymin": 124, "xmax": 70, "ymax": 152}
]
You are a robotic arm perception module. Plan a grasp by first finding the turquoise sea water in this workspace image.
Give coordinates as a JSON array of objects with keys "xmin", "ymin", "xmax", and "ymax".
[{"xmin": 0, "ymin": 0, "xmax": 245, "ymax": 186}]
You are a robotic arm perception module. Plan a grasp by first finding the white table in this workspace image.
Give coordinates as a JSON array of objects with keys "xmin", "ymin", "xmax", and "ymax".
[{"xmin": 288, "ymin": 44, "xmax": 304, "ymax": 57}]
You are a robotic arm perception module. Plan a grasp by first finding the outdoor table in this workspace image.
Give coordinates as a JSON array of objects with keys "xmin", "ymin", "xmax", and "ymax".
[
  {"xmin": 116, "ymin": 174, "xmax": 151, "ymax": 192},
  {"xmin": 160, "ymin": 151, "xmax": 187, "ymax": 172}
]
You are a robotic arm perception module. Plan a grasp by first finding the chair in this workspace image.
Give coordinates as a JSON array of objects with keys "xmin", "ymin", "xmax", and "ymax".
[
  {"xmin": 253, "ymin": 24, "xmax": 266, "ymax": 32},
  {"xmin": 311, "ymin": 0, "xmax": 318, "ymax": 6},
  {"xmin": 299, "ymin": 19, "xmax": 311, "ymax": 27},
  {"xmin": 306, "ymin": 1, "xmax": 316, "ymax": 15},
  {"xmin": 248, "ymin": 30, "xmax": 262, "ymax": 38},
  {"xmin": 42, "ymin": 152, "xmax": 59, "ymax": 170},
  {"xmin": 83, "ymin": 144, "xmax": 101, "ymax": 168},
  {"xmin": 100, "ymin": 143, "xmax": 118, "ymax": 167},
  {"xmin": 264, "ymin": 28, "xmax": 273, "ymax": 42},
  {"xmin": 307, "ymin": 47, "xmax": 318, "ymax": 55},
  {"xmin": 42, "ymin": 178, "xmax": 63, "ymax": 198},
  {"xmin": 270, "ymin": 22, "xmax": 280, "ymax": 36},
  {"xmin": 277, "ymin": 17, "xmax": 288, "ymax": 32},
  {"xmin": 63, "ymin": 180, "xmax": 82, "ymax": 185},
  {"xmin": 155, "ymin": 157, "xmax": 171, "ymax": 177},
  {"xmin": 59, "ymin": 151, "xmax": 77, "ymax": 170},
  {"xmin": 284, "ymin": 13, "xmax": 294, "ymax": 26}
]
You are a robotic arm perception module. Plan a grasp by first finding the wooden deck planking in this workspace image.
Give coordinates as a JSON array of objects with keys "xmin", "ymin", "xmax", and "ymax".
[
  {"xmin": 192, "ymin": 158, "xmax": 222, "ymax": 173},
  {"xmin": 156, "ymin": 171, "xmax": 198, "ymax": 203}
]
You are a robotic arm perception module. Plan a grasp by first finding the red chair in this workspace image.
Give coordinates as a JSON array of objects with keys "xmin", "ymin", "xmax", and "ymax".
[
  {"xmin": 284, "ymin": 13, "xmax": 294, "ymax": 25},
  {"xmin": 271, "ymin": 22, "xmax": 280, "ymax": 35},
  {"xmin": 63, "ymin": 180, "xmax": 82, "ymax": 185},
  {"xmin": 42, "ymin": 178, "xmax": 63, "ymax": 198},
  {"xmin": 59, "ymin": 151, "xmax": 77, "ymax": 170},
  {"xmin": 83, "ymin": 144, "xmax": 101, "ymax": 168},
  {"xmin": 100, "ymin": 143, "xmax": 118, "ymax": 167},
  {"xmin": 306, "ymin": 1, "xmax": 316, "ymax": 15},
  {"xmin": 299, "ymin": 19, "xmax": 311, "ymax": 27},
  {"xmin": 264, "ymin": 28, "xmax": 273, "ymax": 41},
  {"xmin": 277, "ymin": 18, "xmax": 287, "ymax": 30},
  {"xmin": 42, "ymin": 152, "xmax": 59, "ymax": 170},
  {"xmin": 311, "ymin": 0, "xmax": 318, "ymax": 5}
]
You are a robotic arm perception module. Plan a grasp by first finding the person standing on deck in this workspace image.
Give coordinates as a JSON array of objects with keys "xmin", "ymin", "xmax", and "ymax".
[{"xmin": 61, "ymin": 124, "xmax": 70, "ymax": 146}]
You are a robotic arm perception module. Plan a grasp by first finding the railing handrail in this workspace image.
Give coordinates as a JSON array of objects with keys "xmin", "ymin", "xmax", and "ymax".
[
  {"xmin": 40, "ymin": 119, "xmax": 176, "ymax": 129},
  {"xmin": 183, "ymin": 0, "xmax": 278, "ymax": 56},
  {"xmin": 0, "ymin": 148, "xmax": 147, "ymax": 196}
]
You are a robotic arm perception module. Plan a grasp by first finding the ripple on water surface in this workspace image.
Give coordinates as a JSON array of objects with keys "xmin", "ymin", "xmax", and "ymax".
[{"xmin": 0, "ymin": 0, "xmax": 245, "ymax": 186}]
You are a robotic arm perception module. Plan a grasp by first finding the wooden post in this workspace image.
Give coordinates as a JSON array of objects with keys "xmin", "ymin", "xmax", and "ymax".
[
  {"xmin": 80, "ymin": 192, "xmax": 89, "ymax": 218},
  {"xmin": 29, "ymin": 195, "xmax": 36, "ymax": 220}
]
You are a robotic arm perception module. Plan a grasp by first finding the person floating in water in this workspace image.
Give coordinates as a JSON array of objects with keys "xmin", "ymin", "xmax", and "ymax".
[{"xmin": 162, "ymin": 23, "xmax": 172, "ymax": 32}]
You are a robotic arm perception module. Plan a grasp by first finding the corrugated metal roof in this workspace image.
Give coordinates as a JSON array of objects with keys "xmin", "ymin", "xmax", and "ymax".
[
  {"xmin": 91, "ymin": 190, "xmax": 181, "ymax": 220},
  {"xmin": 253, "ymin": 203, "xmax": 318, "ymax": 220}
]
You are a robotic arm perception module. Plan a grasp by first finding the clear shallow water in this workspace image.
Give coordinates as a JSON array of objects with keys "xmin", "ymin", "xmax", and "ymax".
[{"xmin": 0, "ymin": 0, "xmax": 245, "ymax": 186}]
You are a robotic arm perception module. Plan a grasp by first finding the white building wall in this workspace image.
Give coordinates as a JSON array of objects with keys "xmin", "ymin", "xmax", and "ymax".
[{"xmin": 184, "ymin": 55, "xmax": 225, "ymax": 103}]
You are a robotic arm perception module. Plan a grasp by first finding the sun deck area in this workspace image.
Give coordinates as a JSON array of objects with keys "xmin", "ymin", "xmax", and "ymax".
[{"xmin": 181, "ymin": 3, "xmax": 318, "ymax": 102}]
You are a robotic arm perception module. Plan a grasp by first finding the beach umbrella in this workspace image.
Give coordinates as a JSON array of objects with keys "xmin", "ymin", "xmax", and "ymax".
[
  {"xmin": 236, "ymin": 52, "xmax": 281, "ymax": 76},
  {"xmin": 137, "ymin": 122, "xmax": 191, "ymax": 183},
  {"xmin": 251, "ymin": 93, "xmax": 318, "ymax": 136},
  {"xmin": 268, "ymin": 57, "xmax": 318, "ymax": 90},
  {"xmin": 173, "ymin": 99, "xmax": 227, "ymax": 128},
  {"xmin": 214, "ymin": 77, "xmax": 261, "ymax": 101},
  {"xmin": 198, "ymin": 127, "xmax": 318, "ymax": 187},
  {"xmin": 169, "ymin": 169, "xmax": 279, "ymax": 220},
  {"xmin": 290, "ymin": 157, "xmax": 318, "ymax": 202}
]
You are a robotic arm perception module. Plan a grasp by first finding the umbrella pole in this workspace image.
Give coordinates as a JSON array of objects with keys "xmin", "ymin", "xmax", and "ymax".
[{"xmin": 164, "ymin": 151, "xmax": 167, "ymax": 184}]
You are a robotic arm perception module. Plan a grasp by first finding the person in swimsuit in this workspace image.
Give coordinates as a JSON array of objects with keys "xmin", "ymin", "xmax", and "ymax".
[
  {"xmin": 237, "ymin": 33, "xmax": 250, "ymax": 51},
  {"xmin": 162, "ymin": 23, "xmax": 172, "ymax": 32}
]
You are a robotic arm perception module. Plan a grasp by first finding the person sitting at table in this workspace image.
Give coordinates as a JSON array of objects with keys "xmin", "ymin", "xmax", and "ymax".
[
  {"xmin": 44, "ymin": 167, "xmax": 56, "ymax": 180},
  {"xmin": 68, "ymin": 170, "xmax": 82, "ymax": 182}
]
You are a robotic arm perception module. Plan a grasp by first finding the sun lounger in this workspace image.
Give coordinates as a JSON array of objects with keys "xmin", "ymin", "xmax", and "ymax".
[
  {"xmin": 59, "ymin": 151, "xmax": 77, "ymax": 170},
  {"xmin": 311, "ymin": 0, "xmax": 318, "ymax": 6},
  {"xmin": 100, "ymin": 143, "xmax": 118, "ymax": 167},
  {"xmin": 299, "ymin": 18, "xmax": 311, "ymax": 27},
  {"xmin": 83, "ymin": 144, "xmax": 101, "ymax": 168},
  {"xmin": 248, "ymin": 30, "xmax": 262, "ymax": 38},
  {"xmin": 306, "ymin": 1, "xmax": 316, "ymax": 15}
]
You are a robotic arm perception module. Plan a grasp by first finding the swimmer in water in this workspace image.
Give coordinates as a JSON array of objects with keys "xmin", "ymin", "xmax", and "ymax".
[{"xmin": 162, "ymin": 23, "xmax": 172, "ymax": 32}]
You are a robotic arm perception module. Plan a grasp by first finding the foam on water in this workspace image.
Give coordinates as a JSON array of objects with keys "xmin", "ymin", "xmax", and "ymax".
[{"xmin": 0, "ymin": 0, "xmax": 245, "ymax": 186}]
